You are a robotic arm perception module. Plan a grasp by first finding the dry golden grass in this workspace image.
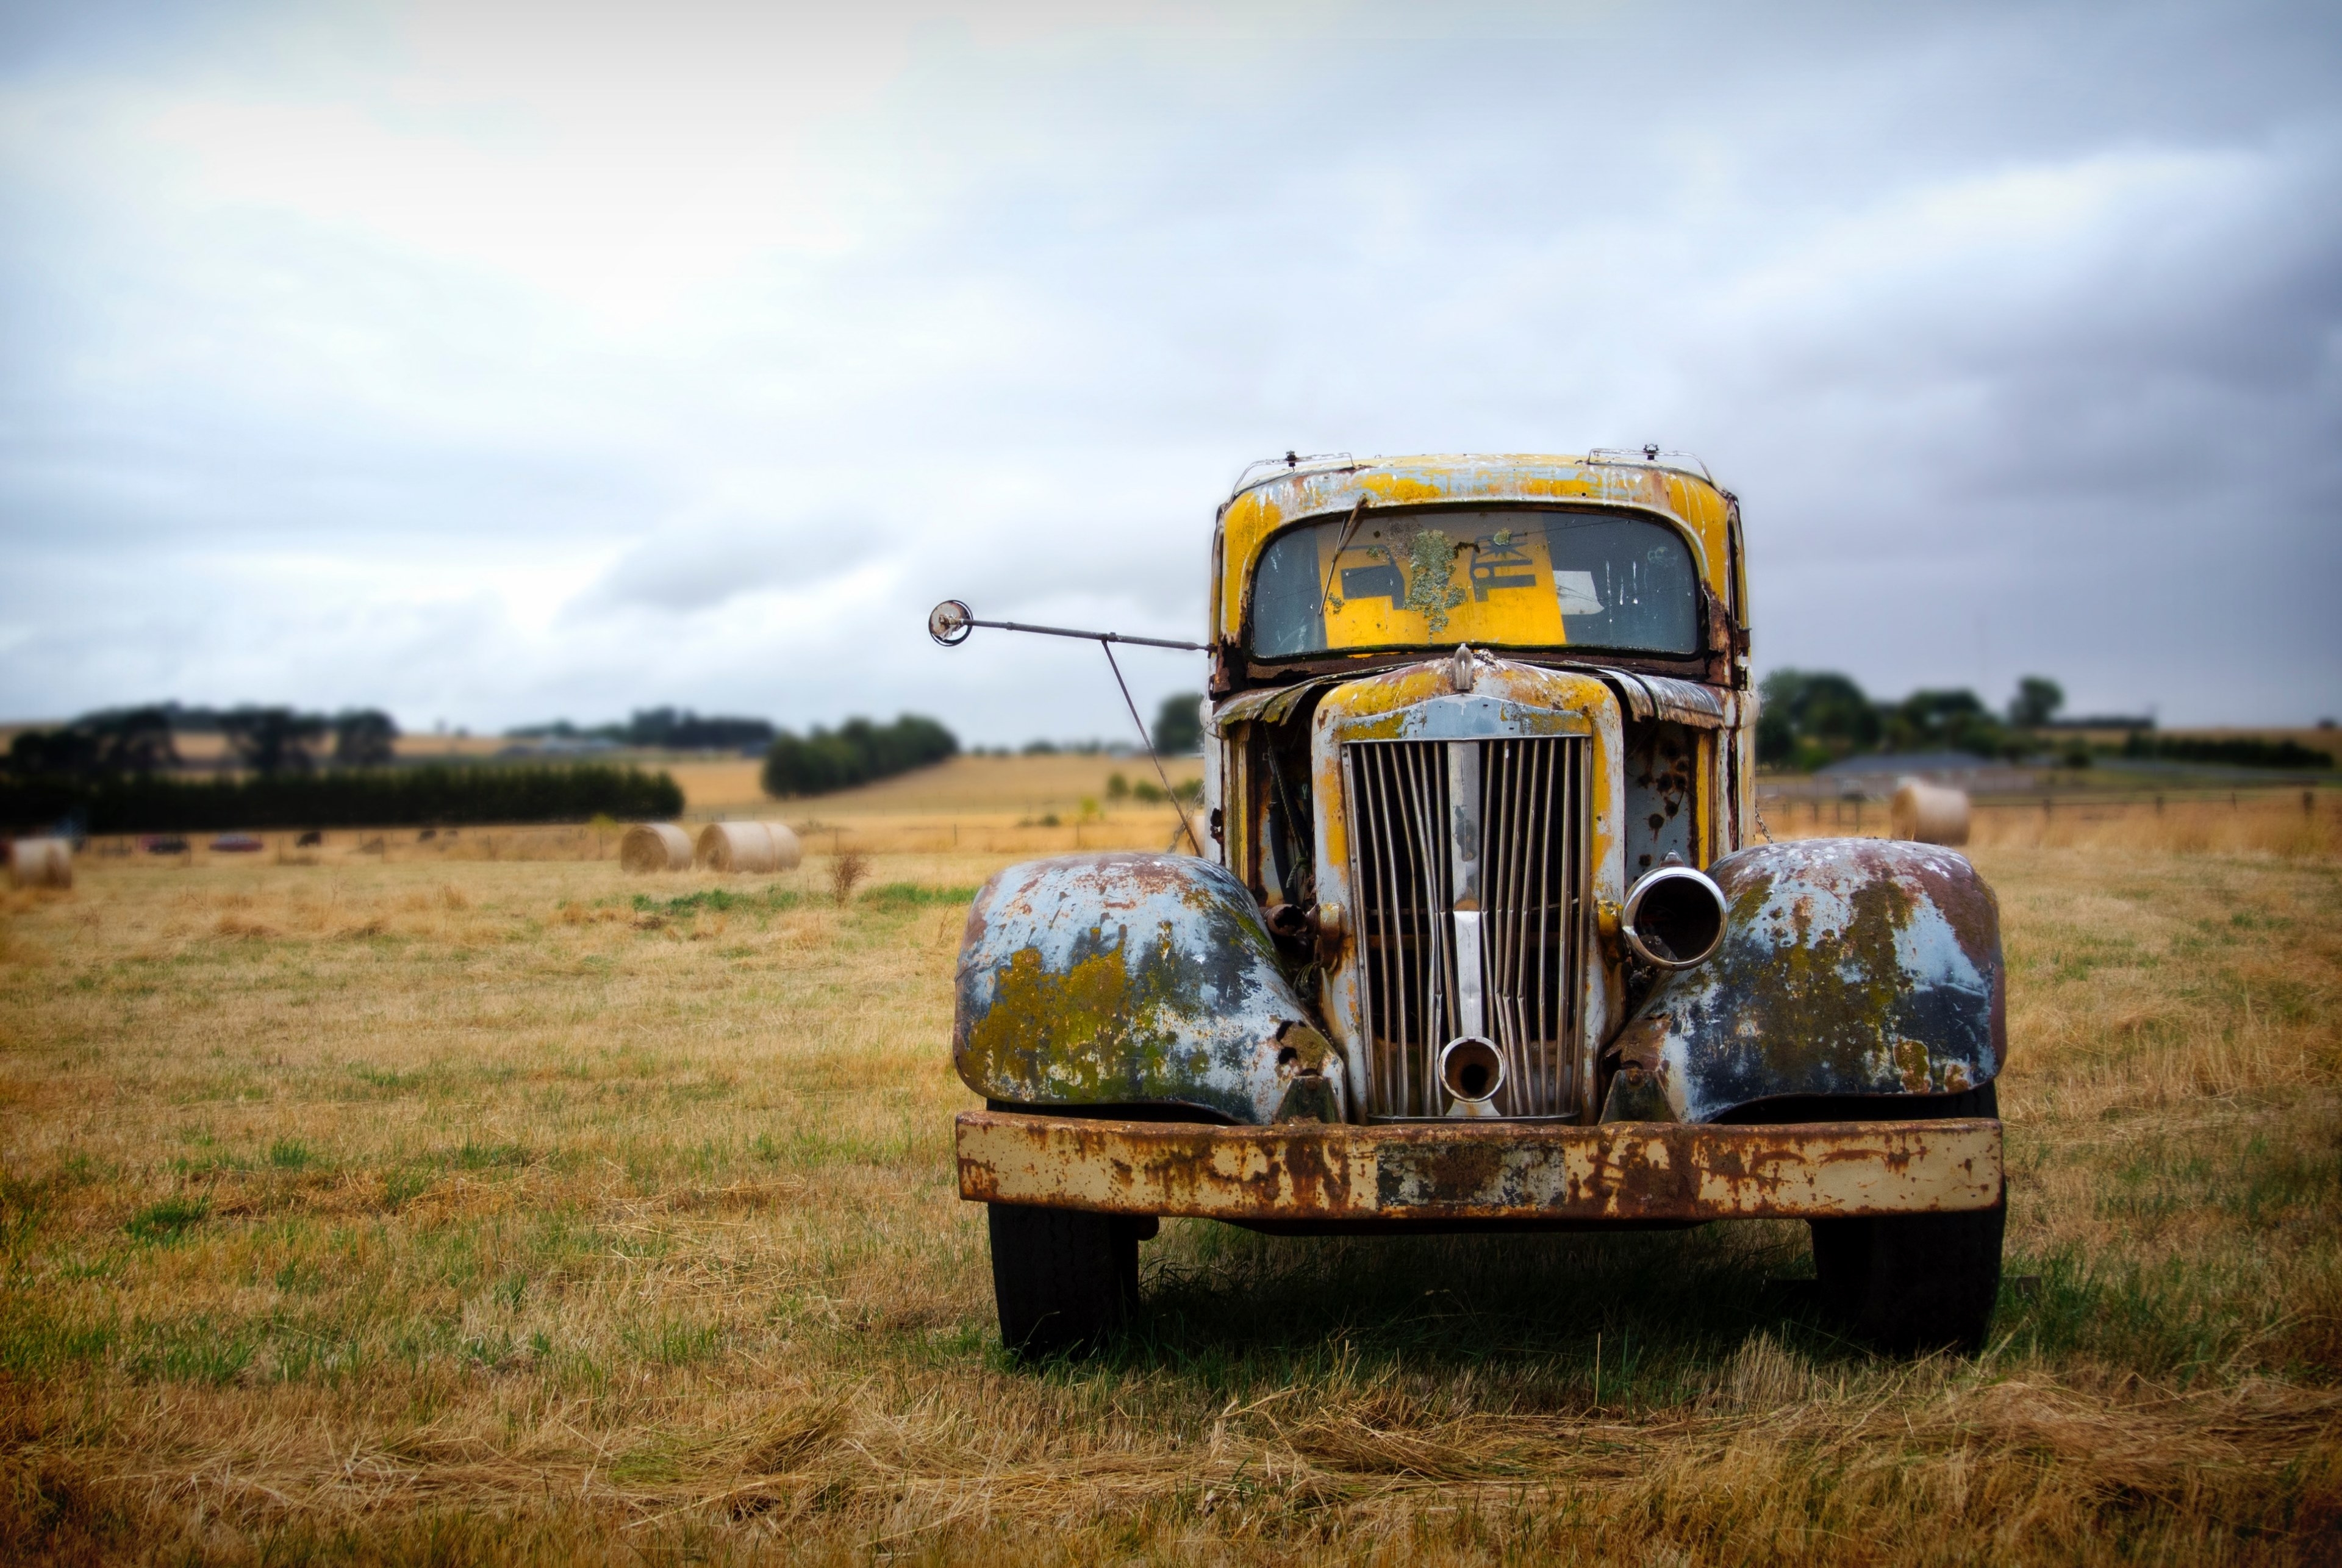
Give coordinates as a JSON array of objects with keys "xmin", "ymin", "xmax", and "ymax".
[
  {"xmin": 669, "ymin": 752, "xmax": 1208, "ymax": 823},
  {"xmin": 1, "ymin": 803, "xmax": 2336, "ymax": 1564},
  {"xmin": 1764, "ymin": 790, "xmax": 2342, "ymax": 859}
]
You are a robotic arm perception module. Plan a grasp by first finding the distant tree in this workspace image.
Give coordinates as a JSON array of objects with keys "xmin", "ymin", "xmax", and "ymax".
[
  {"xmin": 2008, "ymin": 676, "xmax": 2064, "ymax": 729},
  {"xmin": 5, "ymin": 726, "xmax": 99, "ymax": 777},
  {"xmin": 96, "ymin": 707, "xmax": 181, "ymax": 773},
  {"xmin": 1152, "ymin": 692, "xmax": 1205, "ymax": 756},
  {"xmin": 333, "ymin": 709, "xmax": 399, "ymax": 767},
  {"xmin": 1883, "ymin": 689, "xmax": 2005, "ymax": 757},
  {"xmin": 627, "ymin": 707, "xmax": 776, "ymax": 751},
  {"xmin": 760, "ymin": 714, "xmax": 958, "ymax": 798},
  {"xmin": 219, "ymin": 707, "xmax": 327, "ymax": 775},
  {"xmin": 1756, "ymin": 670, "xmax": 1880, "ymax": 768},
  {"xmin": 4, "ymin": 706, "xmax": 180, "ymax": 778}
]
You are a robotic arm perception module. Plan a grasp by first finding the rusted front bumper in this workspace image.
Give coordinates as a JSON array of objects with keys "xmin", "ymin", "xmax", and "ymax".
[{"xmin": 956, "ymin": 1110, "xmax": 2002, "ymax": 1223}]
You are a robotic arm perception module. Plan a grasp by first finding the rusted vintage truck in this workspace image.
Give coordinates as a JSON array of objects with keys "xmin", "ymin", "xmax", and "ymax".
[{"xmin": 947, "ymin": 452, "xmax": 2005, "ymax": 1357}]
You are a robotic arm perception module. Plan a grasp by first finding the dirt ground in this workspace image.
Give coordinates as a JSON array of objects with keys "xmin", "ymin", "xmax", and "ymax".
[{"xmin": 1, "ymin": 796, "xmax": 2336, "ymax": 1564}]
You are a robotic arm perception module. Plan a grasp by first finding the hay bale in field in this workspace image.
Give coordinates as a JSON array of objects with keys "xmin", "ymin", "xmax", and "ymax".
[
  {"xmin": 695, "ymin": 820, "xmax": 803, "ymax": 874},
  {"xmin": 620, "ymin": 822, "xmax": 693, "ymax": 873},
  {"xmin": 9, "ymin": 837, "xmax": 72, "ymax": 889},
  {"xmin": 1891, "ymin": 778, "xmax": 1971, "ymax": 846}
]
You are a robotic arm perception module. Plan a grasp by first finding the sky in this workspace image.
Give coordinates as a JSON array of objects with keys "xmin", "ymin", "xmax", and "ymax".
[{"xmin": 1, "ymin": 0, "xmax": 2337, "ymax": 743}]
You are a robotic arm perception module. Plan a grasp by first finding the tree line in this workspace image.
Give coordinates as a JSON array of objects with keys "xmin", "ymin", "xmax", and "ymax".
[
  {"xmin": 1756, "ymin": 672, "xmax": 2021, "ymax": 770},
  {"xmin": 2122, "ymin": 733, "xmax": 2330, "ymax": 770},
  {"xmin": 0, "ymin": 764, "xmax": 682, "ymax": 837},
  {"xmin": 7, "ymin": 704, "xmax": 400, "ymax": 777},
  {"xmin": 1758, "ymin": 671, "xmax": 2327, "ymax": 772},
  {"xmin": 506, "ymin": 707, "xmax": 776, "ymax": 751}
]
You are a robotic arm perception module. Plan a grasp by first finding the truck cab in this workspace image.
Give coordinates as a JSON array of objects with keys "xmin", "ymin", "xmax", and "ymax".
[{"xmin": 951, "ymin": 453, "xmax": 2007, "ymax": 1357}]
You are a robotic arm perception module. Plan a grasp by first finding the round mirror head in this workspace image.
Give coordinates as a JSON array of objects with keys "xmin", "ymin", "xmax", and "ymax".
[{"xmin": 928, "ymin": 599, "xmax": 973, "ymax": 646}]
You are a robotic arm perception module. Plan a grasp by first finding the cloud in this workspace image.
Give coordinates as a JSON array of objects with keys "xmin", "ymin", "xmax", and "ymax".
[
  {"xmin": 0, "ymin": 0, "xmax": 2337, "ymax": 737},
  {"xmin": 573, "ymin": 508, "xmax": 890, "ymax": 614}
]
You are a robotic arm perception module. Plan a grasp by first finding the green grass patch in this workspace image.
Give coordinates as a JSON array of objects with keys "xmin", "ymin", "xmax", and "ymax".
[
  {"xmin": 350, "ymin": 1064, "xmax": 430, "ymax": 1094},
  {"xmin": 452, "ymin": 1140, "xmax": 531, "ymax": 1171},
  {"xmin": 862, "ymin": 882, "xmax": 979, "ymax": 911},
  {"xmin": 121, "ymin": 1317, "xmax": 258, "ymax": 1384},
  {"xmin": 0, "ymin": 1305, "xmax": 118, "ymax": 1373},
  {"xmin": 124, "ymin": 1195, "xmax": 210, "ymax": 1244},
  {"xmin": 631, "ymin": 885, "xmax": 803, "ymax": 917},
  {"xmin": 623, "ymin": 1317, "xmax": 725, "ymax": 1367}
]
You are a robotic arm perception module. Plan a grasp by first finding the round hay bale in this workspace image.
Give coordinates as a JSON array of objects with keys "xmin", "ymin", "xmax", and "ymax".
[
  {"xmin": 619, "ymin": 822, "xmax": 692, "ymax": 873},
  {"xmin": 1891, "ymin": 779, "xmax": 1971, "ymax": 846},
  {"xmin": 696, "ymin": 820, "xmax": 802, "ymax": 874},
  {"xmin": 9, "ymin": 837, "xmax": 72, "ymax": 890}
]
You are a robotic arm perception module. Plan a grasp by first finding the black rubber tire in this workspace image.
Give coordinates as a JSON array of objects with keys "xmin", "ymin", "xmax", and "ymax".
[
  {"xmin": 1807, "ymin": 1082, "xmax": 2005, "ymax": 1354},
  {"xmin": 987, "ymin": 1204, "xmax": 1140, "ymax": 1359}
]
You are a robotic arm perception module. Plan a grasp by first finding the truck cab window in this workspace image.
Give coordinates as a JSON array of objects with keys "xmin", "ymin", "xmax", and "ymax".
[{"xmin": 1250, "ymin": 507, "xmax": 1699, "ymax": 659}]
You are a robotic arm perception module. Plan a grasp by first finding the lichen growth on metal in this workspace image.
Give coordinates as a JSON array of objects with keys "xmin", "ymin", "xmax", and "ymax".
[
  {"xmin": 1630, "ymin": 839, "xmax": 2004, "ymax": 1122},
  {"xmin": 1399, "ymin": 527, "xmax": 1470, "ymax": 634},
  {"xmin": 953, "ymin": 853, "xmax": 1336, "ymax": 1125}
]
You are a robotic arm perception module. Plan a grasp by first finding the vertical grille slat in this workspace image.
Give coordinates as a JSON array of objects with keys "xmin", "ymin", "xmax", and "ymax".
[{"xmin": 1347, "ymin": 734, "xmax": 1584, "ymax": 1119}]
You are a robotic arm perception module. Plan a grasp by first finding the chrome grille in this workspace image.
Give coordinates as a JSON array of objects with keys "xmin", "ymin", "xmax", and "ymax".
[{"xmin": 1344, "ymin": 736, "xmax": 1586, "ymax": 1119}]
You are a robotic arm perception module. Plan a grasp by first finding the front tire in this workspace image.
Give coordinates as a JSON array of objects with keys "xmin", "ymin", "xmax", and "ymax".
[
  {"xmin": 987, "ymin": 1204, "xmax": 1139, "ymax": 1358},
  {"xmin": 1807, "ymin": 1082, "xmax": 2005, "ymax": 1353}
]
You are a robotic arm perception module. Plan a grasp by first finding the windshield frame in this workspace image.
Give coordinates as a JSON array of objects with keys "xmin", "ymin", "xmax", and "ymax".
[{"xmin": 1241, "ymin": 499, "xmax": 1710, "ymax": 665}]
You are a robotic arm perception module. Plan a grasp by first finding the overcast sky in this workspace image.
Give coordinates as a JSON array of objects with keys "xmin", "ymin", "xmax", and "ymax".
[{"xmin": 2, "ymin": 0, "xmax": 2337, "ymax": 741}]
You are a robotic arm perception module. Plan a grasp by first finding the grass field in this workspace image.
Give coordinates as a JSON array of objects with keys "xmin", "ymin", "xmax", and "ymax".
[
  {"xmin": 664, "ymin": 752, "xmax": 1205, "ymax": 827},
  {"xmin": 1, "ymin": 792, "xmax": 2337, "ymax": 1564}
]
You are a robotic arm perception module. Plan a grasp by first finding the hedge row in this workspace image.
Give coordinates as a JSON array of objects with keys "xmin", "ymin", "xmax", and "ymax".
[
  {"xmin": 2121, "ymin": 734, "xmax": 2332, "ymax": 770},
  {"xmin": 0, "ymin": 764, "xmax": 684, "ymax": 836}
]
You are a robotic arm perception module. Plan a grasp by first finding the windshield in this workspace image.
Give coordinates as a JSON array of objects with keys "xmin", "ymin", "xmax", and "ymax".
[{"xmin": 1249, "ymin": 506, "xmax": 1700, "ymax": 659}]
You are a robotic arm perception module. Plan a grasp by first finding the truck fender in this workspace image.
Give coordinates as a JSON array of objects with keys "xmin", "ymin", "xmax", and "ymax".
[
  {"xmin": 1605, "ymin": 839, "xmax": 2005, "ymax": 1123},
  {"xmin": 953, "ymin": 853, "xmax": 1340, "ymax": 1126}
]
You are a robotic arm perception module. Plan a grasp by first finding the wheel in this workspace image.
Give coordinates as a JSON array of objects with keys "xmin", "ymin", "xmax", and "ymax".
[
  {"xmin": 1808, "ymin": 1082, "xmax": 2005, "ymax": 1353},
  {"xmin": 987, "ymin": 1204, "xmax": 1141, "ymax": 1358}
]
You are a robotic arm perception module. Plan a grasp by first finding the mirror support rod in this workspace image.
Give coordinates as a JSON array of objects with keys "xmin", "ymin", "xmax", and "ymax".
[
  {"xmin": 928, "ymin": 599, "xmax": 1203, "ymax": 652},
  {"xmin": 928, "ymin": 599, "xmax": 1205, "ymax": 855}
]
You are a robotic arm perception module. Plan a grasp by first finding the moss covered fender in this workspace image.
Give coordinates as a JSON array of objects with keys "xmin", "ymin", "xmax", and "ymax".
[
  {"xmin": 953, "ymin": 853, "xmax": 1341, "ymax": 1126},
  {"xmin": 1605, "ymin": 839, "xmax": 2005, "ymax": 1123}
]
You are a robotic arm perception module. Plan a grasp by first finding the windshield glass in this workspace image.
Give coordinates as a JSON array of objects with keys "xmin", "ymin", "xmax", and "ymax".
[{"xmin": 1249, "ymin": 506, "xmax": 1700, "ymax": 659}]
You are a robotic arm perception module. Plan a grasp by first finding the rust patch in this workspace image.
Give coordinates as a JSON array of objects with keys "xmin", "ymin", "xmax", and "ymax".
[{"xmin": 958, "ymin": 1111, "xmax": 2002, "ymax": 1222}]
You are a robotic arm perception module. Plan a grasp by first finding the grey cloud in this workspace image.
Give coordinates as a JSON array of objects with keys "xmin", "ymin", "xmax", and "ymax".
[
  {"xmin": 1, "ymin": 0, "xmax": 2338, "ymax": 735},
  {"xmin": 573, "ymin": 510, "xmax": 890, "ymax": 614}
]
